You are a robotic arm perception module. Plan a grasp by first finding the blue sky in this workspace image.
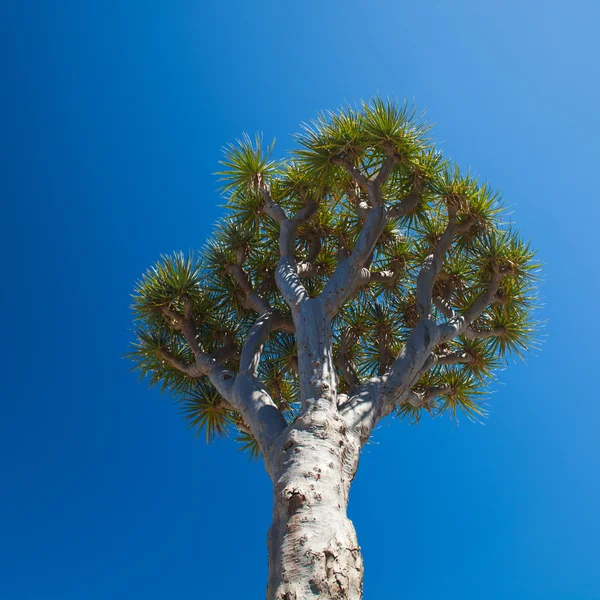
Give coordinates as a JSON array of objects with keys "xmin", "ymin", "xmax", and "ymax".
[{"xmin": 1, "ymin": 1, "xmax": 599, "ymax": 598}]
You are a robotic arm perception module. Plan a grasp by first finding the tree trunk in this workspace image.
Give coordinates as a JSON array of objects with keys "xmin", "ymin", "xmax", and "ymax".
[{"xmin": 266, "ymin": 403, "xmax": 363, "ymax": 600}]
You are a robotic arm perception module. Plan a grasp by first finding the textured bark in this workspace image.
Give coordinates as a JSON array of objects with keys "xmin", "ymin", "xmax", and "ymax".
[
  {"xmin": 267, "ymin": 405, "xmax": 363, "ymax": 600},
  {"xmin": 264, "ymin": 297, "xmax": 364, "ymax": 599}
]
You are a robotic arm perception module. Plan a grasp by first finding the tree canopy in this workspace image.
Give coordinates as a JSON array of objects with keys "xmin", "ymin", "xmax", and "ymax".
[{"xmin": 128, "ymin": 98, "xmax": 538, "ymax": 455}]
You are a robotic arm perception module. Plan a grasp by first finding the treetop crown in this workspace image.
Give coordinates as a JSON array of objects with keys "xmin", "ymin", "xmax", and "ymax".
[{"xmin": 129, "ymin": 97, "xmax": 539, "ymax": 451}]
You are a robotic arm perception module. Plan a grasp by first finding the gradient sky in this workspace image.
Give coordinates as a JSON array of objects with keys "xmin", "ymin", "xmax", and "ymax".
[{"xmin": 2, "ymin": 1, "xmax": 599, "ymax": 599}]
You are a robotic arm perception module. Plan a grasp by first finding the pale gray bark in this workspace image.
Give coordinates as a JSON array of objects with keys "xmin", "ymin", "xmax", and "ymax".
[{"xmin": 267, "ymin": 405, "xmax": 363, "ymax": 600}]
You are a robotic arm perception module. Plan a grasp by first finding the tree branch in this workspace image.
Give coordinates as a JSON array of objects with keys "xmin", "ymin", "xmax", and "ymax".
[
  {"xmin": 331, "ymin": 150, "xmax": 396, "ymax": 208},
  {"xmin": 434, "ymin": 352, "xmax": 474, "ymax": 366},
  {"xmin": 227, "ymin": 264, "xmax": 274, "ymax": 314},
  {"xmin": 321, "ymin": 204, "xmax": 387, "ymax": 317},
  {"xmin": 297, "ymin": 261, "xmax": 319, "ymax": 278},
  {"xmin": 258, "ymin": 180, "xmax": 286, "ymax": 224},
  {"xmin": 379, "ymin": 318, "xmax": 441, "ymax": 411},
  {"xmin": 374, "ymin": 152, "xmax": 397, "ymax": 187},
  {"xmin": 159, "ymin": 320, "xmax": 286, "ymax": 470},
  {"xmin": 369, "ymin": 267, "xmax": 399, "ymax": 286},
  {"xmin": 161, "ymin": 303, "xmax": 201, "ymax": 357},
  {"xmin": 239, "ymin": 311, "xmax": 280, "ymax": 377},
  {"xmin": 258, "ymin": 182, "xmax": 319, "ymax": 312},
  {"xmin": 158, "ymin": 347, "xmax": 201, "ymax": 377},
  {"xmin": 463, "ymin": 326, "xmax": 506, "ymax": 340},
  {"xmin": 415, "ymin": 204, "xmax": 458, "ymax": 319},
  {"xmin": 387, "ymin": 191, "xmax": 420, "ymax": 218},
  {"xmin": 330, "ymin": 156, "xmax": 370, "ymax": 188},
  {"xmin": 348, "ymin": 184, "xmax": 370, "ymax": 221},
  {"xmin": 338, "ymin": 206, "xmax": 477, "ymax": 433},
  {"xmin": 438, "ymin": 269, "xmax": 502, "ymax": 344},
  {"xmin": 404, "ymin": 385, "xmax": 452, "ymax": 408}
]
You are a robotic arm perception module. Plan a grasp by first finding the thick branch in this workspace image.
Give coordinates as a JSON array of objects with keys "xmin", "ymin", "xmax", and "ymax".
[
  {"xmin": 297, "ymin": 261, "xmax": 318, "ymax": 278},
  {"xmin": 239, "ymin": 311, "xmax": 280, "ymax": 377},
  {"xmin": 333, "ymin": 263, "xmax": 400, "ymax": 300},
  {"xmin": 322, "ymin": 204, "xmax": 387, "ymax": 317},
  {"xmin": 275, "ymin": 256, "xmax": 309, "ymax": 309},
  {"xmin": 294, "ymin": 199, "xmax": 318, "ymax": 223},
  {"xmin": 438, "ymin": 270, "xmax": 502, "ymax": 344},
  {"xmin": 330, "ymin": 156, "xmax": 370, "ymax": 188},
  {"xmin": 160, "ymin": 328, "xmax": 286, "ymax": 470},
  {"xmin": 158, "ymin": 344, "xmax": 236, "ymax": 408},
  {"xmin": 306, "ymin": 234, "xmax": 322, "ymax": 263},
  {"xmin": 435, "ymin": 352, "xmax": 474, "ymax": 366},
  {"xmin": 232, "ymin": 373, "xmax": 287, "ymax": 475},
  {"xmin": 161, "ymin": 304, "xmax": 201, "ymax": 357},
  {"xmin": 158, "ymin": 347, "xmax": 201, "ymax": 377},
  {"xmin": 258, "ymin": 184, "xmax": 319, "ymax": 312},
  {"xmin": 348, "ymin": 184, "xmax": 369, "ymax": 221},
  {"xmin": 258, "ymin": 182, "xmax": 286, "ymax": 224},
  {"xmin": 331, "ymin": 152, "xmax": 396, "ymax": 207},
  {"xmin": 337, "ymin": 207, "xmax": 475, "ymax": 434},
  {"xmin": 370, "ymin": 266, "xmax": 399, "ymax": 286},
  {"xmin": 404, "ymin": 385, "xmax": 452, "ymax": 408},
  {"xmin": 226, "ymin": 264, "xmax": 273, "ymax": 315},
  {"xmin": 463, "ymin": 326, "xmax": 506, "ymax": 340},
  {"xmin": 379, "ymin": 318, "xmax": 441, "ymax": 412},
  {"xmin": 387, "ymin": 191, "xmax": 420, "ymax": 218},
  {"xmin": 415, "ymin": 204, "xmax": 458, "ymax": 319},
  {"xmin": 374, "ymin": 152, "xmax": 397, "ymax": 187}
]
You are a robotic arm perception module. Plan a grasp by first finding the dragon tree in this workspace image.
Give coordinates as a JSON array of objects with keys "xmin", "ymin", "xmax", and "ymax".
[{"xmin": 129, "ymin": 98, "xmax": 537, "ymax": 599}]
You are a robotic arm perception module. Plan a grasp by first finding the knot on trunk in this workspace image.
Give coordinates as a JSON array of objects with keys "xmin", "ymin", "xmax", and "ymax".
[
  {"xmin": 282, "ymin": 488, "xmax": 308, "ymax": 515},
  {"xmin": 307, "ymin": 545, "xmax": 361, "ymax": 599}
]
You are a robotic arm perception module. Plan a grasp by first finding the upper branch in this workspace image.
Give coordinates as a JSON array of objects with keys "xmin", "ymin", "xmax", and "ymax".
[
  {"xmin": 257, "ymin": 182, "xmax": 317, "ymax": 311},
  {"xmin": 239, "ymin": 310, "xmax": 285, "ymax": 377},
  {"xmin": 161, "ymin": 302, "xmax": 202, "ymax": 357},
  {"xmin": 158, "ymin": 347, "xmax": 201, "ymax": 377},
  {"xmin": 463, "ymin": 326, "xmax": 506, "ymax": 339},
  {"xmin": 331, "ymin": 148, "xmax": 396, "ymax": 207},
  {"xmin": 434, "ymin": 352, "xmax": 474, "ymax": 366},
  {"xmin": 330, "ymin": 156, "xmax": 370, "ymax": 189},
  {"xmin": 227, "ymin": 264, "xmax": 273, "ymax": 314},
  {"xmin": 159, "ymin": 304, "xmax": 287, "ymax": 460},
  {"xmin": 379, "ymin": 318, "xmax": 441, "ymax": 411},
  {"xmin": 415, "ymin": 203, "xmax": 458, "ymax": 319},
  {"xmin": 404, "ymin": 385, "xmax": 452, "ymax": 408},
  {"xmin": 438, "ymin": 266, "xmax": 502, "ymax": 344},
  {"xmin": 387, "ymin": 191, "xmax": 421, "ymax": 218},
  {"xmin": 321, "ymin": 204, "xmax": 387, "ymax": 317}
]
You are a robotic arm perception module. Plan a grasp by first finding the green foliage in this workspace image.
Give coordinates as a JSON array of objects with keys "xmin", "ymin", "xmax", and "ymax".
[
  {"xmin": 126, "ymin": 325, "xmax": 196, "ymax": 396},
  {"xmin": 129, "ymin": 97, "xmax": 539, "ymax": 451},
  {"xmin": 218, "ymin": 133, "xmax": 277, "ymax": 194},
  {"xmin": 182, "ymin": 381, "xmax": 234, "ymax": 442},
  {"xmin": 132, "ymin": 253, "xmax": 203, "ymax": 323}
]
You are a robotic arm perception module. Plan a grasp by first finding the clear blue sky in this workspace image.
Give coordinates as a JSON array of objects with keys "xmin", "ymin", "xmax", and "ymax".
[{"xmin": 1, "ymin": 1, "xmax": 599, "ymax": 598}]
